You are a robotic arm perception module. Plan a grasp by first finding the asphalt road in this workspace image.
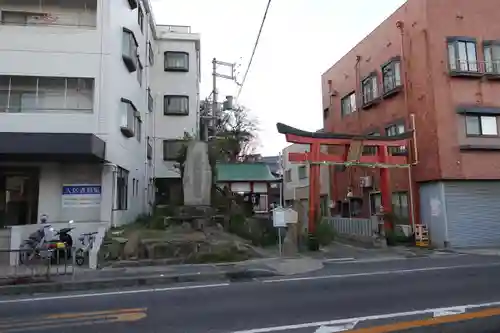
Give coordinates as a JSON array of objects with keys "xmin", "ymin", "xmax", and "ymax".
[{"xmin": 1, "ymin": 254, "xmax": 500, "ymax": 333}]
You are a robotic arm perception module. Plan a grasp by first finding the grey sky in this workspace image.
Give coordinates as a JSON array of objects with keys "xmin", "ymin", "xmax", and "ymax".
[{"xmin": 152, "ymin": 0, "xmax": 407, "ymax": 156}]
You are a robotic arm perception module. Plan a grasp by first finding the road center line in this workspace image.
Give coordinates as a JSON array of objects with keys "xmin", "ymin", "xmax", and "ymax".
[
  {"xmin": 231, "ymin": 301, "xmax": 500, "ymax": 333},
  {"xmin": 0, "ymin": 283, "xmax": 230, "ymax": 304},
  {"xmin": 262, "ymin": 262, "xmax": 500, "ymax": 283}
]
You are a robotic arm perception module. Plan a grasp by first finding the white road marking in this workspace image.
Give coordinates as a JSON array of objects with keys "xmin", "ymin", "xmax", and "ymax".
[
  {"xmin": 0, "ymin": 283, "xmax": 231, "ymax": 304},
  {"xmin": 230, "ymin": 300, "xmax": 500, "ymax": 333},
  {"xmin": 262, "ymin": 262, "xmax": 500, "ymax": 283},
  {"xmin": 433, "ymin": 307, "xmax": 466, "ymax": 317},
  {"xmin": 323, "ymin": 258, "xmax": 355, "ymax": 263},
  {"xmin": 314, "ymin": 321, "xmax": 358, "ymax": 332}
]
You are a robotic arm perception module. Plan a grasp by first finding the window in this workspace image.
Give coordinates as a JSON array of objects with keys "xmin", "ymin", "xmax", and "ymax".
[
  {"xmin": 363, "ymin": 132, "xmax": 380, "ymax": 155},
  {"xmin": 122, "ymin": 28, "xmax": 138, "ymax": 72},
  {"xmin": 164, "ymin": 51, "xmax": 189, "ymax": 72},
  {"xmin": 137, "ymin": 57, "xmax": 143, "ymax": 86},
  {"xmin": 0, "ymin": 76, "xmax": 93, "ymax": 113},
  {"xmin": 127, "ymin": 0, "xmax": 138, "ymax": 10},
  {"xmin": 448, "ymin": 38, "xmax": 478, "ymax": 72},
  {"xmin": 323, "ymin": 107, "xmax": 329, "ymax": 120},
  {"xmin": 392, "ymin": 192, "xmax": 409, "ymax": 220},
  {"xmin": 147, "ymin": 138, "xmax": 153, "ymax": 160},
  {"xmin": 341, "ymin": 92, "xmax": 356, "ymax": 116},
  {"xmin": 116, "ymin": 167, "xmax": 129, "ymax": 210},
  {"xmin": 135, "ymin": 116, "xmax": 142, "ymax": 142},
  {"xmin": 386, "ymin": 123, "xmax": 406, "ymax": 154},
  {"xmin": 362, "ymin": 74, "xmax": 378, "ymax": 104},
  {"xmin": 163, "ymin": 139, "xmax": 187, "ymax": 161},
  {"xmin": 465, "ymin": 115, "xmax": 498, "ymax": 136},
  {"xmin": 138, "ymin": 5, "xmax": 144, "ymax": 32},
  {"xmin": 285, "ymin": 169, "xmax": 292, "ymax": 182},
  {"xmin": 147, "ymin": 88, "xmax": 153, "ymax": 112},
  {"xmin": 484, "ymin": 41, "xmax": 500, "ymax": 74},
  {"xmin": 120, "ymin": 98, "xmax": 139, "ymax": 138},
  {"xmin": 164, "ymin": 95, "xmax": 189, "ymax": 115},
  {"xmin": 382, "ymin": 60, "xmax": 401, "ymax": 93},
  {"xmin": 298, "ymin": 165, "xmax": 307, "ymax": 179},
  {"xmin": 148, "ymin": 42, "xmax": 154, "ymax": 66}
]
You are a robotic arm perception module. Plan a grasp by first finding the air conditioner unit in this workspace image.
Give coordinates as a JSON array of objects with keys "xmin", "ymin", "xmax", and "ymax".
[{"xmin": 359, "ymin": 176, "xmax": 373, "ymax": 188}]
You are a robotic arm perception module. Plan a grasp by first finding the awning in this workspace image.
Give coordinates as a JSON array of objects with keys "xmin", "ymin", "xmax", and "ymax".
[{"xmin": 0, "ymin": 132, "xmax": 106, "ymax": 162}]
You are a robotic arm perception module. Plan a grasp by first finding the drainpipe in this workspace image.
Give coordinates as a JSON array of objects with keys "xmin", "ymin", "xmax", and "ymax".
[{"xmin": 396, "ymin": 21, "xmax": 418, "ymax": 232}]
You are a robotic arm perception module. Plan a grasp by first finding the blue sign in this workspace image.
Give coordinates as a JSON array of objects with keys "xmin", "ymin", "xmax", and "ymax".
[{"xmin": 62, "ymin": 185, "xmax": 101, "ymax": 195}]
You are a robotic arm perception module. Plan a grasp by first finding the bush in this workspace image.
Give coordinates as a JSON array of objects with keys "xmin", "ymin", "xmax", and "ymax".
[{"xmin": 314, "ymin": 221, "xmax": 336, "ymax": 246}]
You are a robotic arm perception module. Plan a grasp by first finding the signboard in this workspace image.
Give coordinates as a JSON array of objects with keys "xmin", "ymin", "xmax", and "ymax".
[
  {"xmin": 62, "ymin": 184, "xmax": 101, "ymax": 208},
  {"xmin": 272, "ymin": 207, "xmax": 298, "ymax": 227}
]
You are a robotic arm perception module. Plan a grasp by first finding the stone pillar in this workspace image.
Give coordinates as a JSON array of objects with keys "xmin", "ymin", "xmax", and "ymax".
[{"xmin": 183, "ymin": 141, "xmax": 212, "ymax": 206}]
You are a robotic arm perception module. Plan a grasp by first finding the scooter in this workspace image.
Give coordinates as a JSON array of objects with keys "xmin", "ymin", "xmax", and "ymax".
[{"xmin": 48, "ymin": 221, "xmax": 75, "ymax": 263}]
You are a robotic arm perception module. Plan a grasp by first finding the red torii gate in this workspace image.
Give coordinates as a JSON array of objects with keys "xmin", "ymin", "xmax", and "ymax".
[{"xmin": 277, "ymin": 123, "xmax": 414, "ymax": 249}]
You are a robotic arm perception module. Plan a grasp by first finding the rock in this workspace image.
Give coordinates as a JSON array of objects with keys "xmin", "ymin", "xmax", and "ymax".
[
  {"xmin": 123, "ymin": 231, "xmax": 145, "ymax": 259},
  {"xmin": 193, "ymin": 218, "xmax": 207, "ymax": 231},
  {"xmin": 283, "ymin": 224, "xmax": 298, "ymax": 256}
]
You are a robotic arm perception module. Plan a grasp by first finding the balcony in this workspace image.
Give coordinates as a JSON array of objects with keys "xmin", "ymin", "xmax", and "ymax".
[
  {"xmin": 0, "ymin": 75, "xmax": 94, "ymax": 114},
  {"xmin": 0, "ymin": 0, "xmax": 97, "ymax": 28},
  {"xmin": 449, "ymin": 60, "xmax": 500, "ymax": 79}
]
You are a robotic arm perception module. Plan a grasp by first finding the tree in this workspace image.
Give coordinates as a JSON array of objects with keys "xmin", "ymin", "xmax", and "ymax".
[{"xmin": 212, "ymin": 105, "xmax": 259, "ymax": 162}]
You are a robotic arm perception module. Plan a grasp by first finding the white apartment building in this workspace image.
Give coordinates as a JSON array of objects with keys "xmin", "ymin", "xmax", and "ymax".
[
  {"xmin": 150, "ymin": 25, "xmax": 200, "ymax": 205},
  {"xmin": 0, "ymin": 0, "xmax": 201, "ymax": 236}
]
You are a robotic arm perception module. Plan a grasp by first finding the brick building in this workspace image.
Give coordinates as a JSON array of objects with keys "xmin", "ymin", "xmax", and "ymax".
[{"xmin": 321, "ymin": 0, "xmax": 500, "ymax": 248}]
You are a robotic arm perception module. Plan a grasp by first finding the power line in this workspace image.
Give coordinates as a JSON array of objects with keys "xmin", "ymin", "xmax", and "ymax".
[{"xmin": 236, "ymin": 0, "xmax": 272, "ymax": 99}]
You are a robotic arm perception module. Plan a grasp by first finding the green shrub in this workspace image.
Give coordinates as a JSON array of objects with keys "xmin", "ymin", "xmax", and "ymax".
[{"xmin": 314, "ymin": 221, "xmax": 336, "ymax": 246}]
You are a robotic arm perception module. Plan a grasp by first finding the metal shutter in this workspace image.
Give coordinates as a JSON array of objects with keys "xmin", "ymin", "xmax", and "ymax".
[{"xmin": 445, "ymin": 181, "xmax": 500, "ymax": 247}]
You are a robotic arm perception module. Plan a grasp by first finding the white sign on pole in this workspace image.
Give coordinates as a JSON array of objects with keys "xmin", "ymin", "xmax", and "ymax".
[{"xmin": 272, "ymin": 207, "xmax": 287, "ymax": 227}]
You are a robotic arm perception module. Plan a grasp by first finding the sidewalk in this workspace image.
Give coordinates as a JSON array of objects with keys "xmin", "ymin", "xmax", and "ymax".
[{"xmin": 0, "ymin": 256, "xmax": 327, "ymax": 296}]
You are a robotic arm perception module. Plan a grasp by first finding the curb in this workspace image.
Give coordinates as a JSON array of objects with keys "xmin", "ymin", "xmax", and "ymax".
[{"xmin": 0, "ymin": 268, "xmax": 278, "ymax": 296}]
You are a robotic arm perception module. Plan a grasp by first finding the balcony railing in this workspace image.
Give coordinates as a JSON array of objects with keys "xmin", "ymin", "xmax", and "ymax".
[
  {"xmin": 449, "ymin": 60, "xmax": 500, "ymax": 76},
  {"xmin": 157, "ymin": 25, "xmax": 191, "ymax": 33},
  {"xmin": 1, "ymin": 0, "xmax": 97, "ymax": 28}
]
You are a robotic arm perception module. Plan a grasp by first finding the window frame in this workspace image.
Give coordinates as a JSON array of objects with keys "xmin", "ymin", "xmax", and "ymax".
[
  {"xmin": 122, "ymin": 27, "xmax": 138, "ymax": 73},
  {"xmin": 120, "ymin": 98, "xmax": 138, "ymax": 138},
  {"xmin": 116, "ymin": 166, "xmax": 129, "ymax": 211},
  {"xmin": 136, "ymin": 56, "xmax": 143, "ymax": 86},
  {"xmin": 164, "ymin": 51, "xmax": 189, "ymax": 72},
  {"xmin": 465, "ymin": 114, "xmax": 498, "ymax": 137},
  {"xmin": 148, "ymin": 42, "xmax": 154, "ymax": 66},
  {"xmin": 163, "ymin": 139, "xmax": 187, "ymax": 161},
  {"xmin": 340, "ymin": 91, "xmax": 356, "ymax": 117},
  {"xmin": 127, "ymin": 0, "xmax": 138, "ymax": 10},
  {"xmin": 363, "ymin": 132, "xmax": 380, "ymax": 155},
  {"xmin": 385, "ymin": 122, "xmax": 407, "ymax": 154},
  {"xmin": 147, "ymin": 88, "xmax": 153, "ymax": 112},
  {"xmin": 381, "ymin": 57, "xmax": 402, "ymax": 95},
  {"xmin": 164, "ymin": 95, "xmax": 189, "ymax": 116},
  {"xmin": 137, "ymin": 4, "xmax": 144, "ymax": 33},
  {"xmin": 483, "ymin": 40, "xmax": 500, "ymax": 76},
  {"xmin": 447, "ymin": 37, "xmax": 480, "ymax": 75},
  {"xmin": 298, "ymin": 165, "xmax": 307, "ymax": 179},
  {"xmin": 361, "ymin": 73, "xmax": 379, "ymax": 105}
]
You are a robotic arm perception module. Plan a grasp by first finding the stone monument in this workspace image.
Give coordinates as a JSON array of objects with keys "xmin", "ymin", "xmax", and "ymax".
[{"xmin": 183, "ymin": 141, "xmax": 212, "ymax": 206}]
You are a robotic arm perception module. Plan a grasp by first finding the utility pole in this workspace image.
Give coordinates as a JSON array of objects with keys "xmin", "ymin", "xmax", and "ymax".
[{"xmin": 203, "ymin": 58, "xmax": 237, "ymax": 141}]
